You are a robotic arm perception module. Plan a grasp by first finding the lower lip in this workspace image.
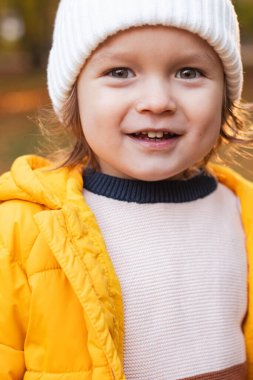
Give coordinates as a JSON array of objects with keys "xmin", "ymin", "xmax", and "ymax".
[{"xmin": 127, "ymin": 135, "xmax": 180, "ymax": 150}]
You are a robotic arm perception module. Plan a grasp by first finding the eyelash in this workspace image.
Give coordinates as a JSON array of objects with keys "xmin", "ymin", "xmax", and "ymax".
[{"xmin": 105, "ymin": 67, "xmax": 204, "ymax": 79}]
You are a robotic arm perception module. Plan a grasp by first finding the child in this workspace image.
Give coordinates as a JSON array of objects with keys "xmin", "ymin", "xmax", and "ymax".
[{"xmin": 0, "ymin": 0, "xmax": 253, "ymax": 379}]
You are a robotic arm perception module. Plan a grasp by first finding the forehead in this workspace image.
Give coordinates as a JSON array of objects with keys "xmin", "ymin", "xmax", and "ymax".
[{"xmin": 89, "ymin": 25, "xmax": 221, "ymax": 66}]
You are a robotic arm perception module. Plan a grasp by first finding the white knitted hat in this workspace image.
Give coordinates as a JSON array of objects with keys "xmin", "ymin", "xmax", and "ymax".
[{"xmin": 47, "ymin": 0, "xmax": 243, "ymax": 119}]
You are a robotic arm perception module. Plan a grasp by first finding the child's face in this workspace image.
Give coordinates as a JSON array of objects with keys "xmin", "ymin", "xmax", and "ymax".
[{"xmin": 77, "ymin": 26, "xmax": 224, "ymax": 180}]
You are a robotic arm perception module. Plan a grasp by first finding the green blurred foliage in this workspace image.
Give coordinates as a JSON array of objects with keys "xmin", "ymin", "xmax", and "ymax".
[
  {"xmin": 0, "ymin": 0, "xmax": 58, "ymax": 68},
  {"xmin": 14, "ymin": 0, "xmax": 58, "ymax": 67},
  {"xmin": 234, "ymin": 0, "xmax": 253, "ymax": 42}
]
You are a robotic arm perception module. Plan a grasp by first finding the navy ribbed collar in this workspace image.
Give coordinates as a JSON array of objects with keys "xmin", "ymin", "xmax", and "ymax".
[{"xmin": 83, "ymin": 170, "xmax": 217, "ymax": 204}]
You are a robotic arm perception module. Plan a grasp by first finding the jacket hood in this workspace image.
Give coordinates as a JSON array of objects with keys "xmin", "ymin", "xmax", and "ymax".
[{"xmin": 0, "ymin": 155, "xmax": 84, "ymax": 209}]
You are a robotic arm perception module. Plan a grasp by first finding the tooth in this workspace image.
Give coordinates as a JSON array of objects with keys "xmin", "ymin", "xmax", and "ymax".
[
  {"xmin": 156, "ymin": 132, "xmax": 164, "ymax": 138},
  {"xmin": 141, "ymin": 132, "xmax": 148, "ymax": 135},
  {"xmin": 148, "ymin": 132, "xmax": 156, "ymax": 138}
]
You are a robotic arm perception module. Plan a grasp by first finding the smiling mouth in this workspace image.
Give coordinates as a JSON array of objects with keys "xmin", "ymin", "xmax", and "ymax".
[{"xmin": 128, "ymin": 131, "xmax": 179, "ymax": 140}]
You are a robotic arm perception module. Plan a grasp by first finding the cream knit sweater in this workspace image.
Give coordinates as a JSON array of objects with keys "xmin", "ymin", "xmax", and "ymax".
[{"xmin": 83, "ymin": 175, "xmax": 247, "ymax": 380}]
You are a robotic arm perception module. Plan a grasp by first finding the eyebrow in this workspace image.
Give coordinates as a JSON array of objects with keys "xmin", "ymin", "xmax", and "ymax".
[
  {"xmin": 180, "ymin": 52, "xmax": 220, "ymax": 66},
  {"xmin": 91, "ymin": 49, "xmax": 219, "ymax": 67},
  {"xmin": 90, "ymin": 50, "xmax": 131, "ymax": 65}
]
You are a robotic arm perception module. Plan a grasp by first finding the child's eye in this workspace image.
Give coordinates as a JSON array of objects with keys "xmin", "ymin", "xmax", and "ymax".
[
  {"xmin": 176, "ymin": 68, "xmax": 203, "ymax": 80},
  {"xmin": 106, "ymin": 67, "xmax": 135, "ymax": 79}
]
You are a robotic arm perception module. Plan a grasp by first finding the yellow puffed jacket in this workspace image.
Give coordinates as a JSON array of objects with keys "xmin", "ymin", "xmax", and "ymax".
[{"xmin": 0, "ymin": 155, "xmax": 253, "ymax": 380}]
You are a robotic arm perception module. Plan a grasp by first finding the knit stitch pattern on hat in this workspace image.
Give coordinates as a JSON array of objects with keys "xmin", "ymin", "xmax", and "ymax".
[{"xmin": 47, "ymin": 0, "xmax": 243, "ymax": 119}]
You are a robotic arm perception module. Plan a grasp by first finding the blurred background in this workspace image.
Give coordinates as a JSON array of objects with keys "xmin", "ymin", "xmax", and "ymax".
[{"xmin": 0, "ymin": 0, "xmax": 253, "ymax": 177}]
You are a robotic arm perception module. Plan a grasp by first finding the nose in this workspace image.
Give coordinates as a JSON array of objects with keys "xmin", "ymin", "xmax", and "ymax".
[{"xmin": 135, "ymin": 77, "xmax": 177, "ymax": 114}]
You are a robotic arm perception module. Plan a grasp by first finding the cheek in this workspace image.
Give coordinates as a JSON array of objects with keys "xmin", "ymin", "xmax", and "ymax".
[
  {"xmin": 195, "ymin": 111, "xmax": 222, "ymax": 147},
  {"xmin": 79, "ymin": 87, "xmax": 124, "ymax": 128},
  {"xmin": 190, "ymin": 87, "xmax": 223, "ymax": 133},
  {"xmin": 185, "ymin": 98, "xmax": 223, "ymax": 156},
  {"xmin": 196, "ymin": 121, "xmax": 221, "ymax": 161},
  {"xmin": 78, "ymin": 91, "xmax": 104, "ymax": 138}
]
